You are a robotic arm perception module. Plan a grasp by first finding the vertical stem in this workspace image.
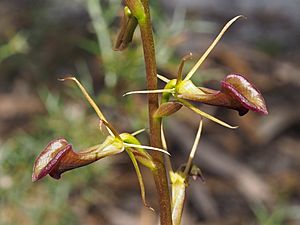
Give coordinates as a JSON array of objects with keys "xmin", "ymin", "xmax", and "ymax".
[
  {"xmin": 140, "ymin": 19, "xmax": 173, "ymax": 225},
  {"xmin": 127, "ymin": 0, "xmax": 173, "ymax": 224}
]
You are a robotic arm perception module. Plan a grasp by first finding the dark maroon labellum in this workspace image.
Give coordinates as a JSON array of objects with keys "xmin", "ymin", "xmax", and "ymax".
[{"xmin": 221, "ymin": 74, "xmax": 268, "ymax": 115}]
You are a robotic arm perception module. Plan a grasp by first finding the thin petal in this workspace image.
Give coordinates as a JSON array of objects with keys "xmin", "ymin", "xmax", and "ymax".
[
  {"xmin": 184, "ymin": 15, "xmax": 245, "ymax": 81},
  {"xmin": 59, "ymin": 77, "xmax": 120, "ymax": 138},
  {"xmin": 183, "ymin": 120, "xmax": 203, "ymax": 177},
  {"xmin": 178, "ymin": 98, "xmax": 238, "ymax": 129},
  {"xmin": 126, "ymin": 150, "xmax": 154, "ymax": 211},
  {"xmin": 131, "ymin": 128, "xmax": 146, "ymax": 136},
  {"xmin": 178, "ymin": 91, "xmax": 249, "ymax": 116},
  {"xmin": 157, "ymin": 74, "xmax": 170, "ymax": 83},
  {"xmin": 123, "ymin": 89, "xmax": 174, "ymax": 97},
  {"xmin": 124, "ymin": 143, "xmax": 171, "ymax": 156}
]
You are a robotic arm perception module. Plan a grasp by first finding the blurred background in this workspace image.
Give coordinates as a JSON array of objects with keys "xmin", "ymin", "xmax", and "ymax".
[{"xmin": 0, "ymin": 0, "xmax": 299, "ymax": 224}]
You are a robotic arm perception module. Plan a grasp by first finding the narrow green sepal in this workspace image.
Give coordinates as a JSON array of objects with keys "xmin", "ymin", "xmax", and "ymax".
[
  {"xmin": 177, "ymin": 98, "xmax": 238, "ymax": 129},
  {"xmin": 126, "ymin": 149, "xmax": 154, "ymax": 211}
]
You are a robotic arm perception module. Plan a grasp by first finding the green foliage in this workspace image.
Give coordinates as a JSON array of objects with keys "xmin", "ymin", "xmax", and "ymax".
[
  {"xmin": 252, "ymin": 204, "xmax": 287, "ymax": 225},
  {"xmin": 0, "ymin": 32, "xmax": 29, "ymax": 63}
]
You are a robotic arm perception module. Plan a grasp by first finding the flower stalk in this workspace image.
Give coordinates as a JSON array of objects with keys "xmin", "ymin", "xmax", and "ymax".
[{"xmin": 124, "ymin": 0, "xmax": 173, "ymax": 224}]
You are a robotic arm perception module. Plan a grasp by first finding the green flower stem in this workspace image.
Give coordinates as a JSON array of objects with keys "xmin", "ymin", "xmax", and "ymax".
[{"xmin": 125, "ymin": 0, "xmax": 172, "ymax": 224}]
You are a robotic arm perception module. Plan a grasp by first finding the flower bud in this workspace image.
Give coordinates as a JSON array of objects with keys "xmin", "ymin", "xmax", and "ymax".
[{"xmin": 114, "ymin": 6, "xmax": 138, "ymax": 51}]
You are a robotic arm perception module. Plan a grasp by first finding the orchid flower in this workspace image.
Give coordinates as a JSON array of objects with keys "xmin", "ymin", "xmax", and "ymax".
[
  {"xmin": 123, "ymin": 15, "xmax": 268, "ymax": 129},
  {"xmin": 32, "ymin": 77, "xmax": 169, "ymax": 210}
]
